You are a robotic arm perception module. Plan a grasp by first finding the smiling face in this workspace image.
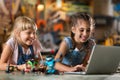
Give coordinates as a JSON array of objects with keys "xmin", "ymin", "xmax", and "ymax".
[
  {"xmin": 12, "ymin": 16, "xmax": 37, "ymax": 48},
  {"xmin": 71, "ymin": 19, "xmax": 91, "ymax": 44},
  {"xmin": 19, "ymin": 29, "xmax": 36, "ymax": 46}
]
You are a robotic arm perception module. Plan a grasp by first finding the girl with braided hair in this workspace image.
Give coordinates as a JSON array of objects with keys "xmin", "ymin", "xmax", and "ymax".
[{"xmin": 54, "ymin": 12, "xmax": 96, "ymax": 72}]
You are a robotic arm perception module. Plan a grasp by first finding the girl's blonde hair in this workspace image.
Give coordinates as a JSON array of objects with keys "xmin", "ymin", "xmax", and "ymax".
[{"xmin": 10, "ymin": 16, "xmax": 37, "ymax": 43}]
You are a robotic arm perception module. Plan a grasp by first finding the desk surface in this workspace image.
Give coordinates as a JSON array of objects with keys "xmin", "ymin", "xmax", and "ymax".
[{"xmin": 0, "ymin": 71, "xmax": 120, "ymax": 80}]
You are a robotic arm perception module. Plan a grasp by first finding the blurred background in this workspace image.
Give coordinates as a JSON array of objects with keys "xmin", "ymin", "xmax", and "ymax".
[{"xmin": 0, "ymin": 0, "xmax": 120, "ymax": 54}]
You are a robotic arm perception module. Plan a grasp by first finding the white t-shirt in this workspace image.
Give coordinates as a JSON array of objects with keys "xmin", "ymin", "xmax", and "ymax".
[{"xmin": 6, "ymin": 37, "xmax": 42, "ymax": 64}]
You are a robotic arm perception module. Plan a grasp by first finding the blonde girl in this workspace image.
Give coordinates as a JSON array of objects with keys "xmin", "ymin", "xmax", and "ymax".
[{"xmin": 0, "ymin": 16, "xmax": 42, "ymax": 71}]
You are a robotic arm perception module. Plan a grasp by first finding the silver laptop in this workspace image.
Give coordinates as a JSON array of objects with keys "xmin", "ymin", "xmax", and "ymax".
[{"xmin": 64, "ymin": 45, "xmax": 120, "ymax": 75}]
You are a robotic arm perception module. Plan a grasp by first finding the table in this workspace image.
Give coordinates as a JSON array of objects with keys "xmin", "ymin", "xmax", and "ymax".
[{"xmin": 0, "ymin": 71, "xmax": 120, "ymax": 80}]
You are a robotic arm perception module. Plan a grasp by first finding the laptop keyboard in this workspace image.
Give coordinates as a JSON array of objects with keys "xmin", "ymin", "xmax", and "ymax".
[{"xmin": 64, "ymin": 72, "xmax": 86, "ymax": 75}]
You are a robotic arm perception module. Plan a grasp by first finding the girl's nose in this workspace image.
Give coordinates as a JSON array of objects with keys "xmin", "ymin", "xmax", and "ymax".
[
  {"xmin": 83, "ymin": 30, "xmax": 87, "ymax": 36},
  {"xmin": 30, "ymin": 33, "xmax": 35, "ymax": 38}
]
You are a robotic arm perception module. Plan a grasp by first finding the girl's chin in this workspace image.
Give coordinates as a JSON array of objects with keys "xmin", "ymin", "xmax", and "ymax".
[
  {"xmin": 26, "ymin": 42, "xmax": 33, "ymax": 45},
  {"xmin": 81, "ymin": 39, "xmax": 87, "ymax": 42}
]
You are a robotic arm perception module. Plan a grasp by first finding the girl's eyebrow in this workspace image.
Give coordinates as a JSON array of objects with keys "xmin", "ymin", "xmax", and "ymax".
[{"xmin": 79, "ymin": 27, "xmax": 90, "ymax": 29}]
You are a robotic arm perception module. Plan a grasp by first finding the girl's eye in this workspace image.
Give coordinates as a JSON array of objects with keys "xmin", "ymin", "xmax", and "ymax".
[
  {"xmin": 80, "ymin": 29, "xmax": 84, "ymax": 32},
  {"xmin": 79, "ymin": 29, "xmax": 90, "ymax": 33},
  {"xmin": 87, "ymin": 29, "xmax": 90, "ymax": 32},
  {"xmin": 33, "ymin": 32, "xmax": 36, "ymax": 35},
  {"xmin": 26, "ymin": 31, "xmax": 31, "ymax": 34},
  {"xmin": 27, "ymin": 31, "xmax": 36, "ymax": 35}
]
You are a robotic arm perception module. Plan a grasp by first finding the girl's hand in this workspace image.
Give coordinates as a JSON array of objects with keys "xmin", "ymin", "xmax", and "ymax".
[
  {"xmin": 17, "ymin": 64, "xmax": 26, "ymax": 71},
  {"xmin": 39, "ymin": 63, "xmax": 44, "ymax": 67},
  {"xmin": 69, "ymin": 67, "xmax": 77, "ymax": 72},
  {"xmin": 74, "ymin": 64, "xmax": 86, "ymax": 71},
  {"xmin": 67, "ymin": 64, "xmax": 85, "ymax": 72}
]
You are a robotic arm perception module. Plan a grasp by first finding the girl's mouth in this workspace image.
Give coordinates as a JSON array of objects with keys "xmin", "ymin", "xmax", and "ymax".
[{"xmin": 81, "ymin": 36, "xmax": 88, "ymax": 41}]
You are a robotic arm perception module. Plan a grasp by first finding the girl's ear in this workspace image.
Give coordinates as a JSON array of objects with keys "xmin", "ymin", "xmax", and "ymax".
[
  {"xmin": 14, "ymin": 29, "xmax": 20, "ymax": 36},
  {"xmin": 71, "ymin": 27, "xmax": 76, "ymax": 34}
]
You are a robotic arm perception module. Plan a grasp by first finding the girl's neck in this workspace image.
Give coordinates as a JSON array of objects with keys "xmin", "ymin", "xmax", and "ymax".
[
  {"xmin": 71, "ymin": 37, "xmax": 84, "ymax": 49},
  {"xmin": 20, "ymin": 43, "xmax": 29, "ymax": 49},
  {"xmin": 76, "ymin": 43, "xmax": 84, "ymax": 50},
  {"xmin": 17, "ymin": 39, "xmax": 29, "ymax": 49}
]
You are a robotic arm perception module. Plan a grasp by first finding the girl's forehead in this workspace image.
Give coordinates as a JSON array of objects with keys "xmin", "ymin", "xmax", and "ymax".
[
  {"xmin": 77, "ymin": 19, "xmax": 89, "ymax": 24},
  {"xmin": 22, "ymin": 28, "xmax": 36, "ymax": 32},
  {"xmin": 76, "ymin": 20, "xmax": 90, "ymax": 28}
]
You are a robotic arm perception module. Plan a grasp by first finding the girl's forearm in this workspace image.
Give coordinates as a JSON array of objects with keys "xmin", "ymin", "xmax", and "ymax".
[
  {"xmin": 54, "ymin": 62, "xmax": 76, "ymax": 72},
  {"xmin": 0, "ymin": 63, "xmax": 8, "ymax": 70},
  {"xmin": 0, "ymin": 62, "xmax": 22, "ymax": 71}
]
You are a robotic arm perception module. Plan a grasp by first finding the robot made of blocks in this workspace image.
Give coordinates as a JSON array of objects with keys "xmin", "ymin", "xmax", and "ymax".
[{"xmin": 45, "ymin": 55, "xmax": 56, "ymax": 74}]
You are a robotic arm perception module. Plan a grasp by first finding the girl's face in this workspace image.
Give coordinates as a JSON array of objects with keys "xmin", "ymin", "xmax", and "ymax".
[
  {"xmin": 19, "ymin": 29, "xmax": 36, "ymax": 46},
  {"xmin": 72, "ymin": 20, "xmax": 91, "ymax": 44}
]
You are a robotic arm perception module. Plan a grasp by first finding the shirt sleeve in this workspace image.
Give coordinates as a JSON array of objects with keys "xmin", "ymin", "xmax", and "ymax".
[
  {"xmin": 64, "ymin": 37, "xmax": 73, "ymax": 49},
  {"xmin": 6, "ymin": 37, "xmax": 16, "ymax": 52}
]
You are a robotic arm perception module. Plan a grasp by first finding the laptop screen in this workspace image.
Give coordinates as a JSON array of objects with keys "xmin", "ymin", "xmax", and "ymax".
[{"xmin": 86, "ymin": 45, "xmax": 120, "ymax": 74}]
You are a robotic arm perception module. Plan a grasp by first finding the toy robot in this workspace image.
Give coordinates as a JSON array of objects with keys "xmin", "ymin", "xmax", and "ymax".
[{"xmin": 45, "ymin": 55, "xmax": 56, "ymax": 74}]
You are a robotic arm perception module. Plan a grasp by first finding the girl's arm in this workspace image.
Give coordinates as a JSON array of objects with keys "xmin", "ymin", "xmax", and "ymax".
[
  {"xmin": 0, "ymin": 44, "xmax": 26, "ymax": 71},
  {"xmin": 54, "ymin": 40, "xmax": 77, "ymax": 72},
  {"xmin": 0, "ymin": 44, "xmax": 13, "ymax": 70}
]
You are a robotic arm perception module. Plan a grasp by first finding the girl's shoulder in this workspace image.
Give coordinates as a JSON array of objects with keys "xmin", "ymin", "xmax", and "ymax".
[
  {"xmin": 88, "ymin": 39, "xmax": 96, "ymax": 46},
  {"xmin": 85, "ymin": 39, "xmax": 96, "ymax": 50},
  {"xmin": 63, "ymin": 37, "xmax": 73, "ymax": 49},
  {"xmin": 6, "ymin": 37, "xmax": 17, "ymax": 46},
  {"xmin": 6, "ymin": 37, "xmax": 18, "ymax": 51},
  {"xmin": 64, "ymin": 37, "xmax": 72, "ymax": 43},
  {"xmin": 88, "ymin": 39, "xmax": 96, "ymax": 45}
]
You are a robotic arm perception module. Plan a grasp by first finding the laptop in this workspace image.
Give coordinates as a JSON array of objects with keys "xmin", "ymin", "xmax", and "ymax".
[{"xmin": 64, "ymin": 45, "xmax": 120, "ymax": 75}]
